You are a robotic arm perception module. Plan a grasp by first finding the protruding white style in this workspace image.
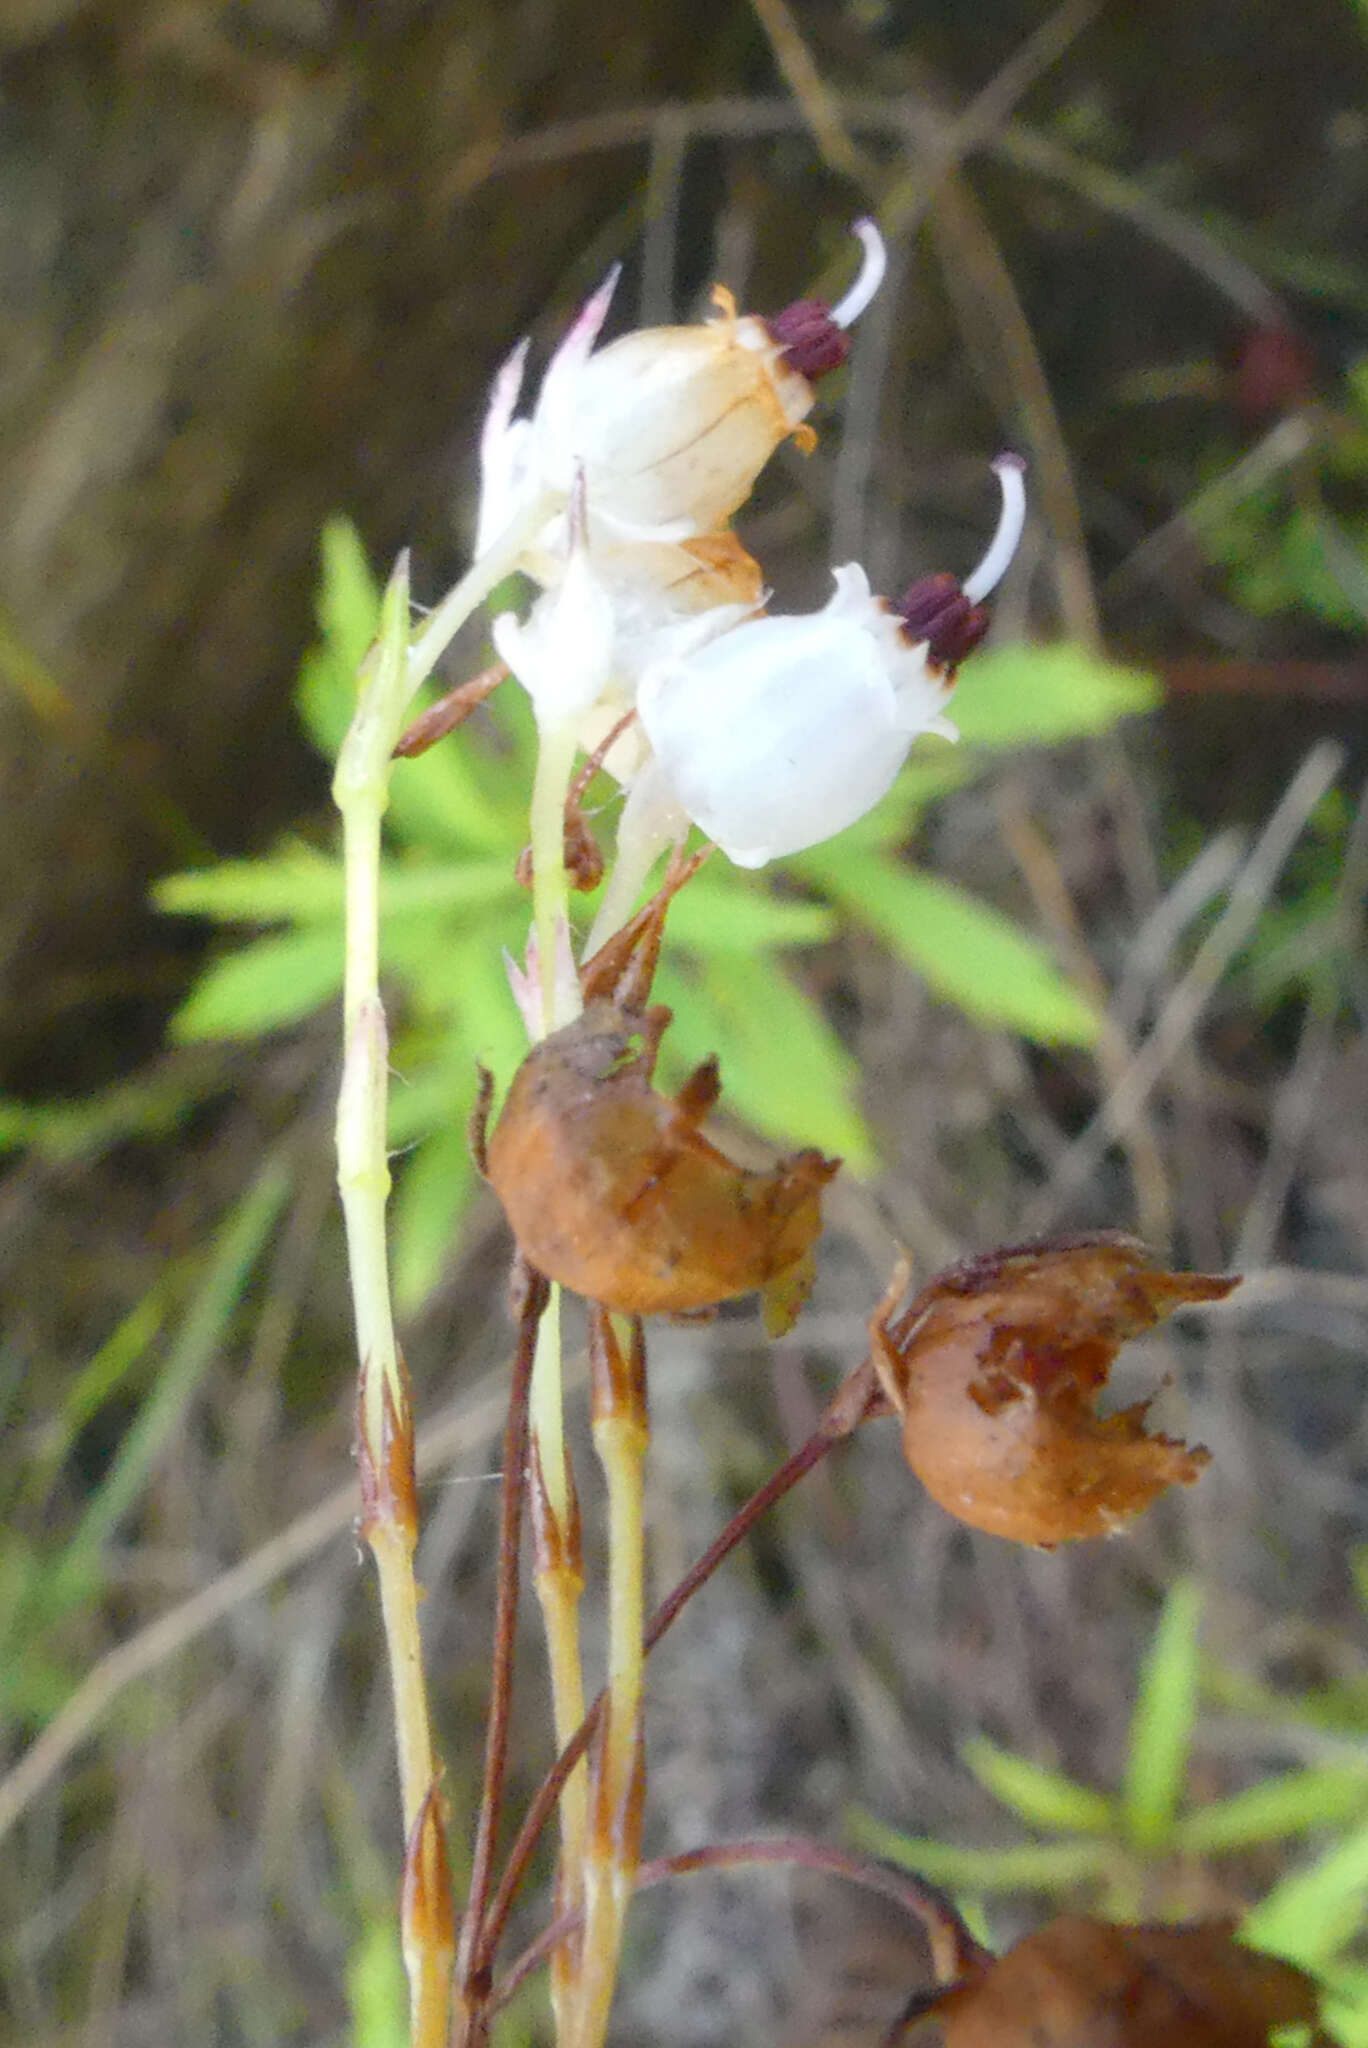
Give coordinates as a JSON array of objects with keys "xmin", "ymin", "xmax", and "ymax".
[
  {"xmin": 636, "ymin": 564, "xmax": 959, "ymax": 869},
  {"xmin": 831, "ymin": 218, "xmax": 888, "ymax": 331},
  {"xmin": 963, "ymin": 455, "xmax": 1027, "ymax": 603}
]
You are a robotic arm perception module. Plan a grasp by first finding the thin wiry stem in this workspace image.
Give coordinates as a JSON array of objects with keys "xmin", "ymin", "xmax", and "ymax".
[
  {"xmin": 492, "ymin": 1834, "xmax": 988, "ymax": 2014},
  {"xmin": 472, "ymin": 1357, "xmax": 881, "ymax": 1983},
  {"xmin": 456, "ymin": 1261, "xmax": 549, "ymax": 2010},
  {"xmin": 570, "ymin": 1315, "xmax": 650, "ymax": 2048}
]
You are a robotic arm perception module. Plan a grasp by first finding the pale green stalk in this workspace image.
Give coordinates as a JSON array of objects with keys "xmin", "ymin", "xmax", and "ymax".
[
  {"xmin": 334, "ymin": 557, "xmax": 413, "ymax": 1470},
  {"xmin": 405, "ymin": 496, "xmax": 557, "ymax": 696},
  {"xmin": 334, "ymin": 556, "xmax": 451, "ymax": 2036},
  {"xmin": 573, "ymin": 1316, "xmax": 649, "ymax": 2048}
]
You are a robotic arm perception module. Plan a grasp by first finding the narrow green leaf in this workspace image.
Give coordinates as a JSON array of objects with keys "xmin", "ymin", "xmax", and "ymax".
[
  {"xmin": 156, "ymin": 846, "xmax": 344, "ymax": 925},
  {"xmin": 169, "ymin": 929, "xmax": 344, "ymax": 1040},
  {"xmin": 346, "ymin": 1914, "xmax": 408, "ymax": 2048},
  {"xmin": 317, "ymin": 515, "xmax": 383, "ymax": 674},
  {"xmin": 0, "ymin": 1064, "xmax": 211, "ymax": 1161},
  {"xmin": 19, "ymin": 1294, "xmax": 164, "ymax": 1515},
  {"xmin": 1266, "ymin": 2024, "xmax": 1315, "ymax": 2048},
  {"xmin": 1204, "ymin": 1656, "xmax": 1368, "ymax": 1740},
  {"xmin": 385, "ymin": 726, "xmax": 522, "ymax": 855},
  {"xmin": 663, "ymin": 868, "xmax": 837, "ymax": 952},
  {"xmin": 1313, "ymin": 506, "xmax": 1368, "ymax": 626},
  {"xmin": 1241, "ymin": 1818, "xmax": 1368, "ymax": 1966},
  {"xmin": 1175, "ymin": 1767, "xmax": 1368, "ymax": 1855},
  {"xmin": 379, "ymin": 861, "xmax": 521, "ymax": 920},
  {"xmin": 657, "ymin": 953, "xmax": 877, "ymax": 1172},
  {"xmin": 849, "ymin": 1809, "xmax": 1114, "ymax": 1894},
  {"xmin": 392, "ymin": 936, "xmax": 527, "ymax": 1081},
  {"xmin": 296, "ymin": 642, "xmax": 357, "ymax": 758},
  {"xmin": 392, "ymin": 1119, "xmax": 482, "ymax": 1314},
  {"xmin": 952, "ymin": 642, "xmax": 1158, "ymax": 747},
  {"xmin": 800, "ymin": 853, "xmax": 1100, "ymax": 1046},
  {"xmin": 962, "ymin": 1736, "xmax": 1117, "ymax": 1836},
  {"xmin": 1318, "ymin": 1962, "xmax": 1368, "ymax": 2048},
  {"xmin": 55, "ymin": 1160, "xmax": 291, "ymax": 1596},
  {"xmin": 1123, "ymin": 1579, "xmax": 1203, "ymax": 1850}
]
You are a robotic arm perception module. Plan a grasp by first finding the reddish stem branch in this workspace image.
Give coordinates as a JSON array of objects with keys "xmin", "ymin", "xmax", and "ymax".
[
  {"xmin": 491, "ymin": 1832, "xmax": 987, "ymax": 2013},
  {"xmin": 455, "ymin": 1259, "xmax": 549, "ymax": 1998},
  {"xmin": 471, "ymin": 1356, "xmax": 882, "ymax": 1980},
  {"xmin": 392, "ymin": 660, "xmax": 509, "ymax": 758}
]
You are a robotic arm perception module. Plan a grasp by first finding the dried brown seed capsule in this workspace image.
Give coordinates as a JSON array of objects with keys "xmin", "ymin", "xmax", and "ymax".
[
  {"xmin": 485, "ymin": 1002, "xmax": 838, "ymax": 1328},
  {"xmin": 891, "ymin": 1915, "xmax": 1327, "ymax": 2047},
  {"xmin": 868, "ymin": 1234, "xmax": 1237, "ymax": 1547}
]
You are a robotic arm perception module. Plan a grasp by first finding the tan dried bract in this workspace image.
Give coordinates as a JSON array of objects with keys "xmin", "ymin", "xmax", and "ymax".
[
  {"xmin": 869, "ymin": 1234, "xmax": 1237, "ymax": 1547},
  {"xmin": 891, "ymin": 1915, "xmax": 1327, "ymax": 2046},
  {"xmin": 485, "ymin": 1001, "xmax": 837, "ymax": 1328}
]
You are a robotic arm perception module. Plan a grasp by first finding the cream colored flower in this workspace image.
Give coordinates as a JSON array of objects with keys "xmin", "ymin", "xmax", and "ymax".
[{"xmin": 475, "ymin": 221, "xmax": 888, "ymax": 580}]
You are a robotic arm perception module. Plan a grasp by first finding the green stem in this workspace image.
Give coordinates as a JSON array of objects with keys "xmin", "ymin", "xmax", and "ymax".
[{"xmin": 406, "ymin": 496, "xmax": 557, "ymax": 695}]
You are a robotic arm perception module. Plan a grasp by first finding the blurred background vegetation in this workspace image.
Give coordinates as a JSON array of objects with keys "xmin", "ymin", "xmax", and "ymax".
[{"xmin": 1, "ymin": 1, "xmax": 1366, "ymax": 2043}]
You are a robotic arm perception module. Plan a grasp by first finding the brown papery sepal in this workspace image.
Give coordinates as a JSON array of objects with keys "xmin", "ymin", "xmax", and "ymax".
[
  {"xmin": 355, "ymin": 1357, "xmax": 419, "ymax": 1546},
  {"xmin": 401, "ymin": 1781, "xmax": 455, "ymax": 1967}
]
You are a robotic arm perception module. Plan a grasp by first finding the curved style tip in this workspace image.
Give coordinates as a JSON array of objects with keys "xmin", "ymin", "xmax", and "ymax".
[
  {"xmin": 831, "ymin": 217, "xmax": 888, "ymax": 331},
  {"xmin": 963, "ymin": 455, "xmax": 1028, "ymax": 603}
]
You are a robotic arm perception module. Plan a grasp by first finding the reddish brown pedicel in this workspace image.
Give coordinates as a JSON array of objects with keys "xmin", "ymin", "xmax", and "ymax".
[
  {"xmin": 484, "ymin": 1002, "xmax": 837, "ymax": 1328},
  {"xmin": 869, "ymin": 1234, "xmax": 1237, "ymax": 1547}
]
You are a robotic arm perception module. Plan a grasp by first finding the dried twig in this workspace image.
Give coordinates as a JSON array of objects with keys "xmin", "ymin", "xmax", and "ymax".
[{"xmin": 1025, "ymin": 741, "xmax": 1346, "ymax": 1233}]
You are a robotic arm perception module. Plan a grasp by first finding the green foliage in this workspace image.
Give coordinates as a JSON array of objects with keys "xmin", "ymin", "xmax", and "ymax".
[
  {"xmin": 1198, "ymin": 386, "xmax": 1368, "ymax": 1020},
  {"xmin": 345, "ymin": 1916, "xmax": 408, "ymax": 2048},
  {"xmin": 950, "ymin": 641, "xmax": 1157, "ymax": 746},
  {"xmin": 0, "ymin": 1159, "xmax": 291, "ymax": 1725},
  {"xmin": 141, "ymin": 520, "xmax": 1152, "ymax": 1306},
  {"xmin": 1235, "ymin": 785, "xmax": 1364, "ymax": 1015},
  {"xmin": 1204, "ymin": 353, "xmax": 1368, "ymax": 630},
  {"xmin": 1121, "ymin": 1576, "xmax": 1202, "ymax": 1849},
  {"xmin": 850, "ymin": 1580, "xmax": 1368, "ymax": 2042}
]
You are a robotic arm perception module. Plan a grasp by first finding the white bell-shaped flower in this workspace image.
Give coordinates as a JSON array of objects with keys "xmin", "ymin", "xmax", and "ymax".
[
  {"xmin": 636, "ymin": 458, "xmax": 1027, "ymax": 868},
  {"xmin": 475, "ymin": 221, "xmax": 888, "ymax": 581},
  {"xmin": 636, "ymin": 564, "xmax": 953, "ymax": 867},
  {"xmin": 496, "ymin": 487, "xmax": 764, "ymax": 769}
]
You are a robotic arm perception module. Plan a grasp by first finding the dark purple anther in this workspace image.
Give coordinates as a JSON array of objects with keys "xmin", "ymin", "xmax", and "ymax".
[
  {"xmin": 764, "ymin": 299, "xmax": 851, "ymax": 380},
  {"xmin": 894, "ymin": 572, "xmax": 991, "ymax": 675}
]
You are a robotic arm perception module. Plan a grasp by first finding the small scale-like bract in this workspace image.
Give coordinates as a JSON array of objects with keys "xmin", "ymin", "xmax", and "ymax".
[
  {"xmin": 869, "ymin": 1234, "xmax": 1236, "ymax": 1547},
  {"xmin": 484, "ymin": 1001, "xmax": 838, "ymax": 1328}
]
